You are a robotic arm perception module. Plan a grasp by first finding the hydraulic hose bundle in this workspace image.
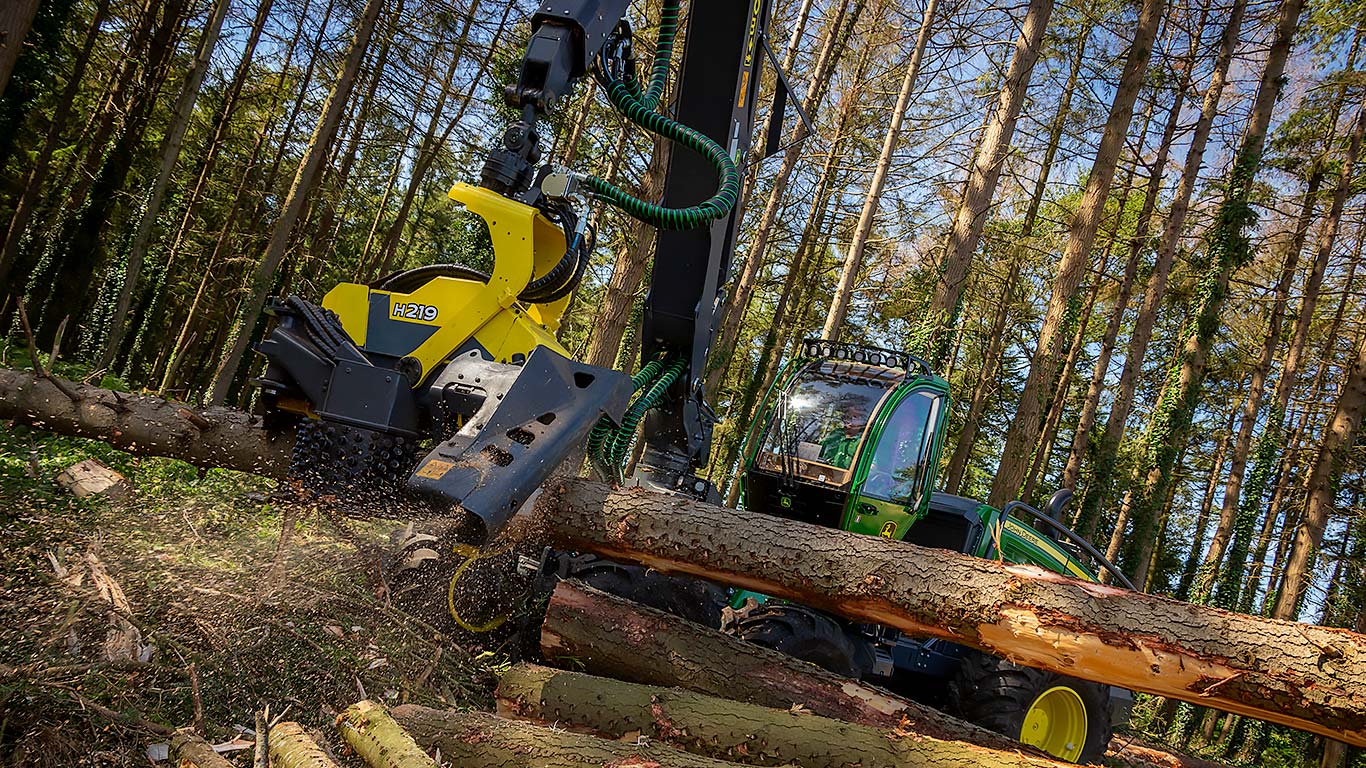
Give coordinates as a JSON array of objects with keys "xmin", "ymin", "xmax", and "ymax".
[
  {"xmin": 585, "ymin": 0, "xmax": 740, "ymax": 230},
  {"xmin": 587, "ymin": 356, "xmax": 687, "ymax": 481}
]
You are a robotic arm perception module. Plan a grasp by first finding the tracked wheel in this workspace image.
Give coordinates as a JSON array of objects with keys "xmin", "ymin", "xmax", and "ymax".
[
  {"xmin": 947, "ymin": 650, "xmax": 1112, "ymax": 764},
  {"xmin": 724, "ymin": 601, "xmax": 873, "ymax": 679},
  {"xmin": 565, "ymin": 556, "xmax": 727, "ymax": 629}
]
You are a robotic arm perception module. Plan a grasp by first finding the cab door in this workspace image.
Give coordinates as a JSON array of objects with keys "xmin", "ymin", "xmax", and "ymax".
[{"xmin": 842, "ymin": 383, "xmax": 948, "ymax": 539}]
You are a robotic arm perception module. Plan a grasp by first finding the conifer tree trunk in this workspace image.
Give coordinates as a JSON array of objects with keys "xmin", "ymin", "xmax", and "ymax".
[
  {"xmin": 988, "ymin": 0, "xmax": 1165, "ymax": 508},
  {"xmin": 586, "ymin": 138, "xmax": 670, "ymax": 369},
  {"xmin": 1197, "ymin": 33, "xmax": 1361, "ymax": 601},
  {"xmin": 155, "ymin": 0, "xmax": 278, "ymax": 279},
  {"xmin": 1020, "ymin": 245, "xmax": 1110, "ymax": 504},
  {"xmin": 1072, "ymin": 0, "xmax": 1244, "ymax": 539},
  {"xmin": 944, "ymin": 260, "xmax": 1016, "ymax": 495},
  {"xmin": 943, "ymin": 28, "xmax": 1088, "ymax": 495},
  {"xmin": 1122, "ymin": 0, "xmax": 1307, "ymax": 588},
  {"xmin": 208, "ymin": 0, "xmax": 387, "ymax": 405},
  {"xmin": 372, "ymin": 0, "xmax": 493, "ymax": 278},
  {"xmin": 1175, "ymin": 404, "xmax": 1239, "ymax": 600},
  {"xmin": 98, "ymin": 0, "xmax": 232, "ymax": 372},
  {"xmin": 821, "ymin": 0, "xmax": 937, "ymax": 339},
  {"xmin": 1060, "ymin": 70, "xmax": 1191, "ymax": 494},
  {"xmin": 704, "ymin": 0, "xmax": 862, "ymax": 397},
  {"xmin": 921, "ymin": 0, "xmax": 1056, "ymax": 364},
  {"xmin": 1205, "ymin": 172, "xmax": 1333, "ymax": 608},
  {"xmin": 720, "ymin": 50, "xmax": 868, "ymax": 502},
  {"xmin": 1273, "ymin": 329, "xmax": 1366, "ymax": 620},
  {"xmin": 0, "ymin": 0, "xmax": 41, "ymax": 100},
  {"xmin": 36, "ymin": 0, "xmax": 189, "ymax": 344},
  {"xmin": 1245, "ymin": 252, "xmax": 1361, "ymax": 610},
  {"xmin": 0, "ymin": 0, "xmax": 110, "ymax": 288},
  {"xmin": 1226, "ymin": 118, "xmax": 1365, "ymax": 606}
]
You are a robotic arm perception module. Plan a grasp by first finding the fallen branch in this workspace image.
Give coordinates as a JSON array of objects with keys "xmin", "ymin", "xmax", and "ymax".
[
  {"xmin": 497, "ymin": 662, "xmax": 1070, "ymax": 767},
  {"xmin": 0, "ymin": 367, "xmax": 290, "ymax": 476},
  {"xmin": 269, "ymin": 721, "xmax": 342, "ymax": 768},
  {"xmin": 335, "ymin": 700, "xmax": 437, "ymax": 768},
  {"xmin": 14, "ymin": 300, "xmax": 78, "ymax": 402},
  {"xmin": 389, "ymin": 705, "xmax": 743, "ymax": 768},
  {"xmin": 520, "ymin": 478, "xmax": 1366, "ymax": 745}
]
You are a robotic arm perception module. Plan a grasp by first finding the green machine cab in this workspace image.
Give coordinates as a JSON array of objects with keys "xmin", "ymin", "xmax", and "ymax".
[{"xmin": 728, "ymin": 339, "xmax": 1134, "ymax": 764}]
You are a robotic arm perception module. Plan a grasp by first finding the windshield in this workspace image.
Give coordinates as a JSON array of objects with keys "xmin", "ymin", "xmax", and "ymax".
[{"xmin": 759, "ymin": 361, "xmax": 890, "ymax": 482}]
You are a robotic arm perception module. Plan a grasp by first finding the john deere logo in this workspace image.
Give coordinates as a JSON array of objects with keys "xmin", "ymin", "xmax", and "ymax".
[
  {"xmin": 879, "ymin": 521, "xmax": 897, "ymax": 538},
  {"xmin": 780, "ymin": 496, "xmax": 793, "ymax": 509}
]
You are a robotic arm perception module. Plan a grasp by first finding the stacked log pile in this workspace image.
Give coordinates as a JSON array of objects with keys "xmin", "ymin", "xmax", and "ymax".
[
  {"xmin": 169, "ymin": 582, "xmax": 1242, "ymax": 768},
  {"xmin": 6, "ymin": 368, "xmax": 1363, "ymax": 764}
]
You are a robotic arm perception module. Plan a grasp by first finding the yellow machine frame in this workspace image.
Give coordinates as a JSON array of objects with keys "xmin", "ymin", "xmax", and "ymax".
[{"xmin": 320, "ymin": 183, "xmax": 573, "ymax": 384}]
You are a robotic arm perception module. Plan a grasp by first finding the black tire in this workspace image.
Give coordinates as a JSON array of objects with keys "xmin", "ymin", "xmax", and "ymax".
[
  {"xmin": 725, "ymin": 602, "xmax": 874, "ymax": 679},
  {"xmin": 947, "ymin": 651, "xmax": 1112, "ymax": 764},
  {"xmin": 566, "ymin": 556, "xmax": 728, "ymax": 629}
]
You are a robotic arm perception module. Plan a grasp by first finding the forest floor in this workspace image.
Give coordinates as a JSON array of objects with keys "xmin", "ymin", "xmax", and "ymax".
[{"xmin": 0, "ymin": 423, "xmax": 505, "ymax": 766}]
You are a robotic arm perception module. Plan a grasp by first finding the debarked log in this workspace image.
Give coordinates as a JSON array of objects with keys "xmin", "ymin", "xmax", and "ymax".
[{"xmin": 335, "ymin": 700, "xmax": 437, "ymax": 768}]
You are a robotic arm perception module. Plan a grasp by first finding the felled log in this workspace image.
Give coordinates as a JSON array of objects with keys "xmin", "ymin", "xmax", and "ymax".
[
  {"xmin": 521, "ymin": 478, "xmax": 1366, "ymax": 746},
  {"xmin": 389, "ymin": 706, "xmax": 741, "ymax": 768},
  {"xmin": 335, "ymin": 701, "xmax": 436, "ymax": 768},
  {"xmin": 267, "ymin": 722, "xmax": 341, "ymax": 768},
  {"xmin": 0, "ymin": 368, "xmax": 290, "ymax": 477},
  {"xmin": 170, "ymin": 728, "xmax": 235, "ymax": 768},
  {"xmin": 497, "ymin": 662, "xmax": 1069, "ymax": 768},
  {"xmin": 542, "ymin": 580, "xmax": 1015, "ymax": 746}
]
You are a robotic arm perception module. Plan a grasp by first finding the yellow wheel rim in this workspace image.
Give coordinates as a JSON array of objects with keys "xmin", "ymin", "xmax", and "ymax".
[{"xmin": 1020, "ymin": 685, "xmax": 1088, "ymax": 762}]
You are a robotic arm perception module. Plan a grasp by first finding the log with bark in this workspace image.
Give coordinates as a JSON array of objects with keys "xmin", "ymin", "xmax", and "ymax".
[
  {"xmin": 0, "ymin": 367, "xmax": 290, "ymax": 476},
  {"xmin": 267, "ymin": 721, "xmax": 342, "ymax": 768},
  {"xmin": 388, "ymin": 706, "xmax": 740, "ymax": 768},
  {"xmin": 335, "ymin": 700, "xmax": 437, "ymax": 768},
  {"xmin": 518, "ymin": 479, "xmax": 1366, "ymax": 745},
  {"xmin": 496, "ymin": 662, "xmax": 1071, "ymax": 767},
  {"xmin": 542, "ymin": 580, "xmax": 1014, "ymax": 745}
]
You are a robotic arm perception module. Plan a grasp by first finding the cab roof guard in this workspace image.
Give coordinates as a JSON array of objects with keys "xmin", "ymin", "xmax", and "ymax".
[{"xmin": 801, "ymin": 338, "xmax": 933, "ymax": 378}]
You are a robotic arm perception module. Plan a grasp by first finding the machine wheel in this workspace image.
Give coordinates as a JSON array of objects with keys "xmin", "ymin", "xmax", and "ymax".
[
  {"xmin": 725, "ymin": 602, "xmax": 873, "ymax": 679},
  {"xmin": 947, "ymin": 651, "xmax": 1112, "ymax": 764},
  {"xmin": 565, "ymin": 556, "xmax": 727, "ymax": 629}
]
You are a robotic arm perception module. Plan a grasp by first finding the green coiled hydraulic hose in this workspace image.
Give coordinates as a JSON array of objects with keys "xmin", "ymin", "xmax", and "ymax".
[
  {"xmin": 585, "ymin": 358, "xmax": 663, "ymax": 463},
  {"xmin": 589, "ymin": 357, "xmax": 687, "ymax": 481},
  {"xmin": 585, "ymin": 0, "xmax": 738, "ymax": 230}
]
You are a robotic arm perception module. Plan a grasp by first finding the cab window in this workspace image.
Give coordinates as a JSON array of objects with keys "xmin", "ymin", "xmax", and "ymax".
[
  {"xmin": 860, "ymin": 391, "xmax": 942, "ymax": 507},
  {"xmin": 757, "ymin": 361, "xmax": 888, "ymax": 483}
]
